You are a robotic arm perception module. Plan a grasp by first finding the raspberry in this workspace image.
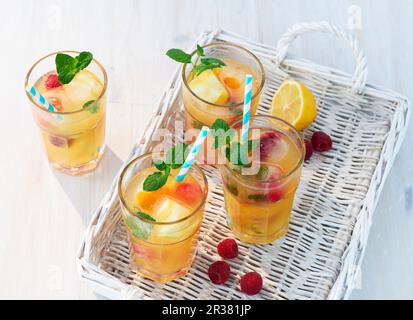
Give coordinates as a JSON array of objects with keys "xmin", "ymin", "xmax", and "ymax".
[
  {"xmin": 240, "ymin": 272, "xmax": 263, "ymax": 295},
  {"xmin": 176, "ymin": 183, "xmax": 202, "ymax": 204},
  {"xmin": 208, "ymin": 261, "xmax": 230, "ymax": 284},
  {"xmin": 259, "ymin": 131, "xmax": 280, "ymax": 160},
  {"xmin": 304, "ymin": 139, "xmax": 313, "ymax": 161},
  {"xmin": 217, "ymin": 239, "xmax": 238, "ymax": 259},
  {"xmin": 267, "ymin": 190, "xmax": 283, "ymax": 202},
  {"xmin": 45, "ymin": 73, "xmax": 62, "ymax": 90},
  {"xmin": 311, "ymin": 131, "xmax": 333, "ymax": 152},
  {"xmin": 260, "ymin": 168, "xmax": 283, "ymax": 193}
]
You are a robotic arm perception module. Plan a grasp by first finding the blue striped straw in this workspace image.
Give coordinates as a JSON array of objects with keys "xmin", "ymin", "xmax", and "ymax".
[
  {"xmin": 28, "ymin": 86, "xmax": 59, "ymax": 112},
  {"xmin": 175, "ymin": 126, "xmax": 210, "ymax": 182},
  {"xmin": 240, "ymin": 74, "xmax": 253, "ymax": 145}
]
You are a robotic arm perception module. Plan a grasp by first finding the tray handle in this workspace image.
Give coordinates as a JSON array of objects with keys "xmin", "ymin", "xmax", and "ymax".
[{"xmin": 274, "ymin": 21, "xmax": 368, "ymax": 94}]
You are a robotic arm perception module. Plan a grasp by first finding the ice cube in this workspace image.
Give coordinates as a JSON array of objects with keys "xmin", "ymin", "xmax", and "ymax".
[
  {"xmin": 217, "ymin": 66, "xmax": 247, "ymax": 102},
  {"xmin": 63, "ymin": 70, "xmax": 102, "ymax": 108},
  {"xmin": 152, "ymin": 197, "xmax": 191, "ymax": 223},
  {"xmin": 218, "ymin": 66, "xmax": 246, "ymax": 89},
  {"xmin": 267, "ymin": 138, "xmax": 289, "ymax": 162},
  {"xmin": 189, "ymin": 70, "xmax": 229, "ymax": 104}
]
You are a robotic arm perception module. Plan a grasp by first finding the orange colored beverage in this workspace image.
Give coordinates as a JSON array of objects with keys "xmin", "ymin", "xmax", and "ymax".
[
  {"xmin": 219, "ymin": 116, "xmax": 305, "ymax": 244},
  {"xmin": 118, "ymin": 153, "xmax": 208, "ymax": 283}
]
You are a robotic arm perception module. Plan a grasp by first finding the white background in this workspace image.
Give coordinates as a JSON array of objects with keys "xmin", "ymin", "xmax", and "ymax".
[{"xmin": 0, "ymin": 0, "xmax": 412, "ymax": 299}]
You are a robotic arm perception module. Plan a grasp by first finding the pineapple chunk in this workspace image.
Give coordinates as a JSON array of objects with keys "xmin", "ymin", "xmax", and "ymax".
[{"xmin": 189, "ymin": 70, "xmax": 229, "ymax": 104}]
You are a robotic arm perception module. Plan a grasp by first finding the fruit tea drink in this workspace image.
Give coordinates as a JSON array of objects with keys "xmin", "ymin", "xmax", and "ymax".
[
  {"xmin": 118, "ymin": 153, "xmax": 208, "ymax": 283},
  {"xmin": 25, "ymin": 51, "xmax": 107, "ymax": 175},
  {"xmin": 182, "ymin": 43, "xmax": 265, "ymax": 130},
  {"xmin": 219, "ymin": 116, "xmax": 304, "ymax": 244}
]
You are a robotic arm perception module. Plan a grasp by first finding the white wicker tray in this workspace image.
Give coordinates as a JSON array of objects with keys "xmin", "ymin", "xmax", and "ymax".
[{"xmin": 77, "ymin": 22, "xmax": 410, "ymax": 300}]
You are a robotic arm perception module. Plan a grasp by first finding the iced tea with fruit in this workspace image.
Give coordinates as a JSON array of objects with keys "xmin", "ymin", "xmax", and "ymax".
[
  {"xmin": 118, "ymin": 152, "xmax": 207, "ymax": 283},
  {"xmin": 219, "ymin": 116, "xmax": 304, "ymax": 244},
  {"xmin": 25, "ymin": 51, "xmax": 107, "ymax": 175}
]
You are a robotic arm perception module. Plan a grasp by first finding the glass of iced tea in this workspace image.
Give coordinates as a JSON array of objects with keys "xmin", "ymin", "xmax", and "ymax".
[
  {"xmin": 25, "ymin": 51, "xmax": 107, "ymax": 175},
  {"xmin": 219, "ymin": 115, "xmax": 305, "ymax": 244},
  {"xmin": 118, "ymin": 152, "xmax": 208, "ymax": 283},
  {"xmin": 182, "ymin": 43, "xmax": 265, "ymax": 131}
]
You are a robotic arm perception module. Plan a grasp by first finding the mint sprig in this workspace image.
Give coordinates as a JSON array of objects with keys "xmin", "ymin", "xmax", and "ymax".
[
  {"xmin": 211, "ymin": 118, "xmax": 258, "ymax": 166},
  {"xmin": 143, "ymin": 144, "xmax": 189, "ymax": 191},
  {"xmin": 248, "ymin": 194, "xmax": 267, "ymax": 202},
  {"xmin": 135, "ymin": 211, "xmax": 156, "ymax": 222},
  {"xmin": 55, "ymin": 51, "xmax": 93, "ymax": 84},
  {"xmin": 166, "ymin": 44, "xmax": 226, "ymax": 76}
]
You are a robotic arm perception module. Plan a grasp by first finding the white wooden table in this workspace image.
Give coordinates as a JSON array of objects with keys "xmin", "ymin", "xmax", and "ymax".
[{"xmin": 0, "ymin": 0, "xmax": 411, "ymax": 299}]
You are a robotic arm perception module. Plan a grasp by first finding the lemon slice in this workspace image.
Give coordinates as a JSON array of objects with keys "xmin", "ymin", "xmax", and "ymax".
[{"xmin": 270, "ymin": 80, "xmax": 317, "ymax": 131}]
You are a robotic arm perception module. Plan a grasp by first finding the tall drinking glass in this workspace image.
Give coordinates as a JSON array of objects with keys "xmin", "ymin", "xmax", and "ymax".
[
  {"xmin": 219, "ymin": 115, "xmax": 305, "ymax": 244},
  {"xmin": 25, "ymin": 51, "xmax": 107, "ymax": 175},
  {"xmin": 118, "ymin": 153, "xmax": 208, "ymax": 283}
]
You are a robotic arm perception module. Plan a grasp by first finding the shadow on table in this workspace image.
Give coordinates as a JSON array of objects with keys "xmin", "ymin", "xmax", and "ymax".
[{"xmin": 53, "ymin": 146, "xmax": 123, "ymax": 226}]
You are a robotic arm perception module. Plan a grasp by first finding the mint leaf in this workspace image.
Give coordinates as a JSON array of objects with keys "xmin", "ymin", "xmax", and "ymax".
[
  {"xmin": 55, "ymin": 51, "xmax": 93, "ymax": 84},
  {"xmin": 143, "ymin": 171, "xmax": 169, "ymax": 191},
  {"xmin": 143, "ymin": 143, "xmax": 187, "ymax": 191},
  {"xmin": 166, "ymin": 143, "xmax": 189, "ymax": 169},
  {"xmin": 77, "ymin": 51, "xmax": 93, "ymax": 69},
  {"xmin": 125, "ymin": 215, "xmax": 153, "ymax": 240},
  {"xmin": 135, "ymin": 211, "xmax": 156, "ymax": 222},
  {"xmin": 193, "ymin": 63, "xmax": 214, "ymax": 76},
  {"xmin": 82, "ymin": 100, "xmax": 99, "ymax": 113},
  {"xmin": 166, "ymin": 45, "xmax": 225, "ymax": 76},
  {"xmin": 196, "ymin": 45, "xmax": 204, "ymax": 57},
  {"xmin": 166, "ymin": 49, "xmax": 192, "ymax": 64},
  {"xmin": 194, "ymin": 57, "xmax": 226, "ymax": 75},
  {"xmin": 248, "ymin": 194, "xmax": 267, "ymax": 202},
  {"xmin": 56, "ymin": 53, "xmax": 77, "ymax": 84},
  {"xmin": 201, "ymin": 57, "xmax": 226, "ymax": 67},
  {"xmin": 154, "ymin": 160, "xmax": 166, "ymax": 171},
  {"xmin": 194, "ymin": 61, "xmax": 224, "ymax": 76}
]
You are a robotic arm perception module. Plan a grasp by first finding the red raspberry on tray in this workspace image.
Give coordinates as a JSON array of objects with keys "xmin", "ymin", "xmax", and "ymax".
[
  {"xmin": 45, "ymin": 73, "xmax": 62, "ymax": 90},
  {"xmin": 240, "ymin": 272, "xmax": 263, "ymax": 295},
  {"xmin": 217, "ymin": 239, "xmax": 238, "ymax": 259},
  {"xmin": 311, "ymin": 131, "xmax": 333, "ymax": 152},
  {"xmin": 208, "ymin": 261, "xmax": 230, "ymax": 284}
]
